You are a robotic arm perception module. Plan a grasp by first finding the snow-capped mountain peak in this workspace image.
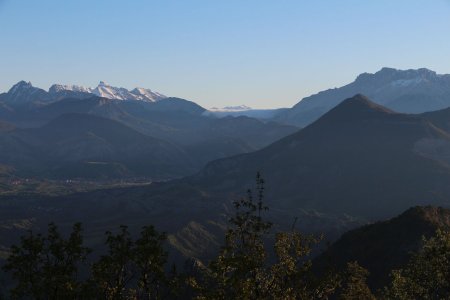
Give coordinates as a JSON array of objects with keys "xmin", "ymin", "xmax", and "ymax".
[
  {"xmin": 47, "ymin": 82, "xmax": 167, "ymax": 102},
  {"xmin": 49, "ymin": 84, "xmax": 93, "ymax": 94},
  {"xmin": 130, "ymin": 87, "xmax": 166, "ymax": 102},
  {"xmin": 91, "ymin": 82, "xmax": 166, "ymax": 102},
  {"xmin": 2, "ymin": 80, "xmax": 167, "ymax": 104},
  {"xmin": 92, "ymin": 82, "xmax": 128, "ymax": 100}
]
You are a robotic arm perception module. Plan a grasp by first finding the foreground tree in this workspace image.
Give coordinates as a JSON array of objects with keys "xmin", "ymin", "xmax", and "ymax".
[
  {"xmin": 383, "ymin": 229, "xmax": 450, "ymax": 299},
  {"xmin": 91, "ymin": 225, "xmax": 169, "ymax": 300},
  {"xmin": 3, "ymin": 173, "xmax": 365, "ymax": 299},
  {"xmin": 264, "ymin": 229, "xmax": 339, "ymax": 299},
  {"xmin": 91, "ymin": 225, "xmax": 136, "ymax": 299},
  {"xmin": 3, "ymin": 223, "xmax": 90, "ymax": 299},
  {"xmin": 339, "ymin": 261, "xmax": 375, "ymax": 300},
  {"xmin": 202, "ymin": 173, "xmax": 340, "ymax": 299},
  {"xmin": 207, "ymin": 172, "xmax": 272, "ymax": 299},
  {"xmin": 134, "ymin": 226, "xmax": 168, "ymax": 299}
]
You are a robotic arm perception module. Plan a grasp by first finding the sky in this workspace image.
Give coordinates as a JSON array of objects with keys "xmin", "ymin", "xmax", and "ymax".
[{"xmin": 1, "ymin": 0, "xmax": 450, "ymax": 109}]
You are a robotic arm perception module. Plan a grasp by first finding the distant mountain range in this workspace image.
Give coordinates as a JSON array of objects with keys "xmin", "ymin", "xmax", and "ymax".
[
  {"xmin": 276, "ymin": 68, "xmax": 450, "ymax": 126},
  {"xmin": 4, "ymin": 67, "xmax": 450, "ymax": 127},
  {"xmin": 0, "ymin": 81, "xmax": 166, "ymax": 105},
  {"xmin": 204, "ymin": 106, "xmax": 287, "ymax": 119},
  {"xmin": 2, "ymin": 67, "xmax": 450, "ymax": 180},
  {"xmin": 209, "ymin": 105, "xmax": 253, "ymax": 112},
  {"xmin": 55, "ymin": 81, "xmax": 166, "ymax": 102},
  {"xmin": 0, "ymin": 82, "xmax": 298, "ymax": 179}
]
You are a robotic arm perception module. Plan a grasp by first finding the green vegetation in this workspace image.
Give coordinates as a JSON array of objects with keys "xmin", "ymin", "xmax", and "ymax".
[
  {"xmin": 2, "ymin": 174, "xmax": 450, "ymax": 299},
  {"xmin": 384, "ymin": 229, "xmax": 450, "ymax": 299},
  {"xmin": 340, "ymin": 261, "xmax": 375, "ymax": 300}
]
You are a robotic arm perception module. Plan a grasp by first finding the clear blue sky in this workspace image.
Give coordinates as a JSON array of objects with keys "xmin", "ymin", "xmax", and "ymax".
[{"xmin": 1, "ymin": 0, "xmax": 450, "ymax": 108}]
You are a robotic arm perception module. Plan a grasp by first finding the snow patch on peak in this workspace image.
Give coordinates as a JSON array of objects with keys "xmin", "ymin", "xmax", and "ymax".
[
  {"xmin": 130, "ymin": 87, "xmax": 166, "ymax": 102},
  {"xmin": 92, "ymin": 83, "xmax": 130, "ymax": 100},
  {"xmin": 49, "ymin": 84, "xmax": 93, "ymax": 94},
  {"xmin": 390, "ymin": 78, "xmax": 425, "ymax": 87},
  {"xmin": 90, "ymin": 82, "xmax": 166, "ymax": 102}
]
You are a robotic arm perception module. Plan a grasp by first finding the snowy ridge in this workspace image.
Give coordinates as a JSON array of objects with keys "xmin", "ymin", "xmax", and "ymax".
[
  {"xmin": 49, "ymin": 84, "xmax": 93, "ymax": 94},
  {"xmin": 50, "ymin": 81, "xmax": 167, "ymax": 102}
]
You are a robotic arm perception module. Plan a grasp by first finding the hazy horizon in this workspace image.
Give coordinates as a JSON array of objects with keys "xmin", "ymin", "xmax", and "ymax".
[{"xmin": 1, "ymin": 0, "xmax": 450, "ymax": 108}]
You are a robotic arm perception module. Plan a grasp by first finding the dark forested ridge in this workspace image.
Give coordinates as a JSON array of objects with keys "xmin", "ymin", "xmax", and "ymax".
[
  {"xmin": 315, "ymin": 206, "xmax": 450, "ymax": 290},
  {"xmin": 2, "ymin": 185, "xmax": 450, "ymax": 299},
  {"xmin": 0, "ymin": 113, "xmax": 197, "ymax": 179}
]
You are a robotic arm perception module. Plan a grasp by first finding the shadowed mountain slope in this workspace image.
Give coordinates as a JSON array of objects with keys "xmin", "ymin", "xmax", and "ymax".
[
  {"xmin": 420, "ymin": 107, "xmax": 450, "ymax": 132},
  {"xmin": 0, "ymin": 113, "xmax": 196, "ymax": 179},
  {"xmin": 187, "ymin": 94, "xmax": 450, "ymax": 218},
  {"xmin": 0, "ymin": 95, "xmax": 298, "ymax": 167},
  {"xmin": 314, "ymin": 206, "xmax": 450, "ymax": 290}
]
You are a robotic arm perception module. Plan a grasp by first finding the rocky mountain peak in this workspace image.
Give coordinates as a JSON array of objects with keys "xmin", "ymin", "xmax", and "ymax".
[{"xmin": 8, "ymin": 80, "xmax": 34, "ymax": 94}]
